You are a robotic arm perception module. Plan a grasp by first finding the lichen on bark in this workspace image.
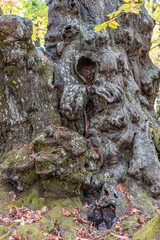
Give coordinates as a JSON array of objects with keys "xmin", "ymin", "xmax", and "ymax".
[{"xmin": 0, "ymin": 15, "xmax": 61, "ymax": 156}]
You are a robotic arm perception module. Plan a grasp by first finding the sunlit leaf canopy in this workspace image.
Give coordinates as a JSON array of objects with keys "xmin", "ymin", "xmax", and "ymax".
[
  {"xmin": 146, "ymin": 0, "xmax": 160, "ymax": 68},
  {"xmin": 0, "ymin": 0, "xmax": 48, "ymax": 45}
]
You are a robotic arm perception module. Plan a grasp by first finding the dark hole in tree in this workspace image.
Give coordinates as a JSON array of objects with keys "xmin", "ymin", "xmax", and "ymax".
[
  {"xmin": 71, "ymin": 1, "xmax": 75, "ymax": 7},
  {"xmin": 63, "ymin": 26, "xmax": 71, "ymax": 39},
  {"xmin": 63, "ymin": 25, "xmax": 78, "ymax": 38},
  {"xmin": 77, "ymin": 57, "xmax": 96, "ymax": 83},
  {"xmin": 86, "ymin": 99, "xmax": 94, "ymax": 115},
  {"xmin": 88, "ymin": 203, "xmax": 116, "ymax": 231},
  {"xmin": 84, "ymin": 162, "xmax": 89, "ymax": 168},
  {"xmin": 114, "ymin": 192, "xmax": 119, "ymax": 198},
  {"xmin": 104, "ymin": 190, "xmax": 109, "ymax": 197},
  {"xmin": 83, "ymin": 99, "xmax": 94, "ymax": 136},
  {"xmin": 3, "ymin": 181, "xmax": 16, "ymax": 192},
  {"xmin": 65, "ymin": 25, "xmax": 72, "ymax": 31}
]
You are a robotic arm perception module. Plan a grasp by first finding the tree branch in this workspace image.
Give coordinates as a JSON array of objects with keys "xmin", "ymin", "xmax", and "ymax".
[{"xmin": 150, "ymin": 44, "xmax": 160, "ymax": 51}]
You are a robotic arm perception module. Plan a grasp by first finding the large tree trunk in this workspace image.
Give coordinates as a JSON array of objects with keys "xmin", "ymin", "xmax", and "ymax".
[
  {"xmin": 45, "ymin": 0, "xmax": 160, "ymax": 196},
  {"xmin": 0, "ymin": 0, "xmax": 160, "ymax": 233}
]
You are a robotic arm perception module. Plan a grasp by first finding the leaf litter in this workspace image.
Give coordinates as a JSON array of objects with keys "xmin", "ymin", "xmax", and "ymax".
[{"xmin": 1, "ymin": 182, "xmax": 160, "ymax": 239}]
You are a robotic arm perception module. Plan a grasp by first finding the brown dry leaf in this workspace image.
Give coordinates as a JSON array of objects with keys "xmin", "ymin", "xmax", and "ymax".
[
  {"xmin": 114, "ymin": 224, "xmax": 121, "ymax": 232},
  {"xmin": 121, "ymin": 232, "xmax": 129, "ymax": 236},
  {"xmin": 75, "ymin": 206, "xmax": 81, "ymax": 213},
  {"xmin": 137, "ymin": 217, "xmax": 144, "ymax": 224},
  {"xmin": 83, "ymin": 203, "xmax": 91, "ymax": 209},
  {"xmin": 85, "ymin": 121, "xmax": 90, "ymax": 132},
  {"xmin": 35, "ymin": 211, "xmax": 42, "ymax": 220},
  {"xmin": 62, "ymin": 209, "xmax": 71, "ymax": 217},
  {"xmin": 11, "ymin": 205, "xmax": 18, "ymax": 209},
  {"xmin": 131, "ymin": 208, "xmax": 142, "ymax": 214},
  {"xmin": 6, "ymin": 220, "xmax": 11, "ymax": 226},
  {"xmin": 91, "ymin": 145, "xmax": 99, "ymax": 155},
  {"xmin": 41, "ymin": 206, "xmax": 49, "ymax": 214},
  {"xmin": 110, "ymin": 231, "xmax": 131, "ymax": 240}
]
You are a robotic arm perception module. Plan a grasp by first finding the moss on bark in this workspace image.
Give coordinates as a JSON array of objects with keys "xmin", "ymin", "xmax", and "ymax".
[{"xmin": 133, "ymin": 214, "xmax": 160, "ymax": 240}]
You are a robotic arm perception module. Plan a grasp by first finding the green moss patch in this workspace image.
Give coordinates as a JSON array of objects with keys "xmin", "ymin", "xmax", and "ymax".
[
  {"xmin": 133, "ymin": 214, "xmax": 160, "ymax": 240},
  {"xmin": 17, "ymin": 224, "xmax": 44, "ymax": 240},
  {"xmin": 150, "ymin": 127, "xmax": 160, "ymax": 155},
  {"xmin": 16, "ymin": 187, "xmax": 46, "ymax": 211}
]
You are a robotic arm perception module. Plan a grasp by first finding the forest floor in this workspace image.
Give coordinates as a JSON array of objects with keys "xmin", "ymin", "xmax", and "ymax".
[{"xmin": 0, "ymin": 183, "xmax": 159, "ymax": 240}]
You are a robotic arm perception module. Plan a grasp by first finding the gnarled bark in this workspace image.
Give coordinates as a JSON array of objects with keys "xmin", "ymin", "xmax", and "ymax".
[
  {"xmin": 45, "ymin": 0, "xmax": 160, "ymax": 196},
  {"xmin": 0, "ymin": 15, "xmax": 61, "ymax": 155}
]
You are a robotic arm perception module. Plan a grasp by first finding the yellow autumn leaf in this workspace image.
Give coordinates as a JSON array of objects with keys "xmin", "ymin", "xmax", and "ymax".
[
  {"xmin": 115, "ymin": 225, "xmax": 120, "ymax": 228},
  {"xmin": 107, "ymin": 12, "xmax": 114, "ymax": 18},
  {"xmin": 119, "ymin": 3, "xmax": 132, "ymax": 12},
  {"xmin": 134, "ymin": 4, "xmax": 140, "ymax": 9},
  {"xmin": 108, "ymin": 21, "xmax": 120, "ymax": 29},
  {"xmin": 94, "ymin": 22, "xmax": 108, "ymax": 32},
  {"xmin": 123, "ymin": 0, "xmax": 132, "ymax": 3},
  {"xmin": 109, "ymin": 20, "xmax": 120, "ymax": 26},
  {"xmin": 133, "ymin": 10, "xmax": 140, "ymax": 14},
  {"xmin": 104, "ymin": 26, "xmax": 107, "ymax": 33},
  {"xmin": 32, "ymin": 33, "xmax": 38, "ymax": 41},
  {"xmin": 11, "ymin": 205, "xmax": 18, "ymax": 208},
  {"xmin": 114, "ymin": 9, "xmax": 122, "ymax": 17},
  {"xmin": 107, "ymin": 9, "xmax": 121, "ymax": 18}
]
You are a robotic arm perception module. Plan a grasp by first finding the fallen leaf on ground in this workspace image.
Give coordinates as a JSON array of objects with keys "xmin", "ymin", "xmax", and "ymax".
[{"xmin": 62, "ymin": 208, "xmax": 71, "ymax": 217}]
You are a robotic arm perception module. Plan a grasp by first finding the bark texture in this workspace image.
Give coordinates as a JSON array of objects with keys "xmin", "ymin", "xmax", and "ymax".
[
  {"xmin": 44, "ymin": 0, "xmax": 160, "ymax": 196},
  {"xmin": 0, "ymin": 15, "xmax": 61, "ymax": 155},
  {"xmin": 0, "ymin": 0, "xmax": 160, "ymax": 232}
]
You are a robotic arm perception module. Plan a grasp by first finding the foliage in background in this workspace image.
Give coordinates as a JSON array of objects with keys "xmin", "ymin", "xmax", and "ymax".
[
  {"xmin": 0, "ymin": 0, "xmax": 48, "ymax": 46},
  {"xmin": 145, "ymin": 0, "xmax": 160, "ymax": 68}
]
